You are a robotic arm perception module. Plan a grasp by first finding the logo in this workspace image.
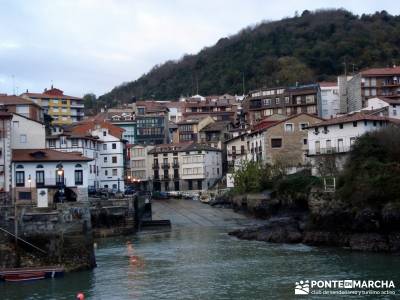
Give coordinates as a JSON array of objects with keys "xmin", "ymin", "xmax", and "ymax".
[{"xmin": 295, "ymin": 280, "xmax": 310, "ymax": 295}]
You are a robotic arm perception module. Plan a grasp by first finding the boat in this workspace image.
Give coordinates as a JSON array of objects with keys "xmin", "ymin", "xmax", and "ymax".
[
  {"xmin": 3, "ymin": 271, "xmax": 46, "ymax": 282},
  {"xmin": 0, "ymin": 266, "xmax": 64, "ymax": 282}
]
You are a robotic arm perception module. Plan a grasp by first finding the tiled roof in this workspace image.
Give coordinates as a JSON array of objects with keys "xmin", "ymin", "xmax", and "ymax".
[
  {"xmin": 250, "ymin": 113, "xmax": 324, "ymax": 134},
  {"xmin": 0, "ymin": 95, "xmax": 41, "ymax": 107},
  {"xmin": 70, "ymin": 117, "xmax": 125, "ymax": 139},
  {"xmin": 360, "ymin": 66, "xmax": 400, "ymax": 76},
  {"xmin": 148, "ymin": 142, "xmax": 220, "ymax": 154},
  {"xmin": 22, "ymin": 92, "xmax": 82, "ymax": 100},
  {"xmin": 307, "ymin": 112, "xmax": 389, "ymax": 128},
  {"xmin": 12, "ymin": 149, "xmax": 92, "ymax": 162},
  {"xmin": 201, "ymin": 121, "xmax": 231, "ymax": 132}
]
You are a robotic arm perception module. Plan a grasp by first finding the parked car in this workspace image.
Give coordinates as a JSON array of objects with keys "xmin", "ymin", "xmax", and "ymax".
[{"xmin": 124, "ymin": 186, "xmax": 136, "ymax": 195}]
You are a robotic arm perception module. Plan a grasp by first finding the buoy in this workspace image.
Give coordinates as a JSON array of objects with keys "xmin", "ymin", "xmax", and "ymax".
[{"xmin": 76, "ymin": 292, "xmax": 85, "ymax": 300}]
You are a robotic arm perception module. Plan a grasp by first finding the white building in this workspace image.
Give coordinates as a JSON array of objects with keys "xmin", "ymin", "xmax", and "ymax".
[
  {"xmin": 12, "ymin": 149, "xmax": 92, "ymax": 205},
  {"xmin": 46, "ymin": 120, "xmax": 126, "ymax": 191},
  {"xmin": 306, "ymin": 112, "xmax": 392, "ymax": 174},
  {"xmin": 319, "ymin": 82, "xmax": 340, "ymax": 119},
  {"xmin": 11, "ymin": 113, "xmax": 46, "ymax": 149},
  {"xmin": 147, "ymin": 143, "xmax": 222, "ymax": 192},
  {"xmin": 360, "ymin": 97, "xmax": 400, "ymax": 119},
  {"xmin": 129, "ymin": 144, "xmax": 154, "ymax": 191},
  {"xmin": 0, "ymin": 111, "xmax": 12, "ymax": 193},
  {"xmin": 225, "ymin": 132, "xmax": 247, "ymax": 170}
]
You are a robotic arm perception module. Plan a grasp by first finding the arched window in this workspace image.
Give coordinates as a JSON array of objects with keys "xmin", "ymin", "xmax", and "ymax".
[
  {"xmin": 75, "ymin": 164, "xmax": 82, "ymax": 168},
  {"xmin": 36, "ymin": 164, "xmax": 44, "ymax": 169},
  {"xmin": 16, "ymin": 164, "xmax": 24, "ymax": 169}
]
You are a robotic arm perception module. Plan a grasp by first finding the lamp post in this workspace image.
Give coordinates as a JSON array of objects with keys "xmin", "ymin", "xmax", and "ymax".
[
  {"xmin": 56, "ymin": 163, "xmax": 65, "ymax": 203},
  {"xmin": 28, "ymin": 175, "xmax": 32, "ymax": 206}
]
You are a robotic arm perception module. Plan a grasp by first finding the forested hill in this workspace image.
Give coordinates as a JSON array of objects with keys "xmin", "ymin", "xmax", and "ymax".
[{"xmin": 99, "ymin": 9, "xmax": 400, "ymax": 104}]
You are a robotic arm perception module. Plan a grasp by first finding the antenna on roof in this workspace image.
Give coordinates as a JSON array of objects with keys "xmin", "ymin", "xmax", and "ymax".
[{"xmin": 51, "ymin": 80, "xmax": 53, "ymax": 89}]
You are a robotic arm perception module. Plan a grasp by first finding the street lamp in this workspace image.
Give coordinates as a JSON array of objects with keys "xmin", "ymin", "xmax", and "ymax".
[
  {"xmin": 56, "ymin": 163, "xmax": 65, "ymax": 203},
  {"xmin": 28, "ymin": 175, "xmax": 32, "ymax": 205}
]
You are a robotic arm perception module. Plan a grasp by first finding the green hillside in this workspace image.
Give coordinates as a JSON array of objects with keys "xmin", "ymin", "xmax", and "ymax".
[{"xmin": 98, "ymin": 9, "xmax": 400, "ymax": 104}]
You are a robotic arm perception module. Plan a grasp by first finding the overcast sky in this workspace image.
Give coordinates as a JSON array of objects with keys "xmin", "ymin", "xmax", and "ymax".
[{"xmin": 0, "ymin": 0, "xmax": 399, "ymax": 97}]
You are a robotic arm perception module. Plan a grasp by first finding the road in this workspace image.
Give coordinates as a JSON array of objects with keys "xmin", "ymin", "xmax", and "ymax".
[{"xmin": 151, "ymin": 198, "xmax": 258, "ymax": 228}]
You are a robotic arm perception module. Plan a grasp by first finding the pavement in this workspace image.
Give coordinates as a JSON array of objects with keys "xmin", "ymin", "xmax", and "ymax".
[{"xmin": 151, "ymin": 198, "xmax": 259, "ymax": 228}]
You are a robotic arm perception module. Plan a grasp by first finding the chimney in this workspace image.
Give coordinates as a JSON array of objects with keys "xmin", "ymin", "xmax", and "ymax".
[
  {"xmin": 51, "ymin": 84, "xmax": 53, "ymax": 89},
  {"xmin": 26, "ymin": 89, "xmax": 28, "ymax": 93}
]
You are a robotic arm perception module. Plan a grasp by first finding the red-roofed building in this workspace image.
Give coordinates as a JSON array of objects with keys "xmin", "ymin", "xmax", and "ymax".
[
  {"xmin": 0, "ymin": 94, "xmax": 43, "ymax": 122},
  {"xmin": 21, "ymin": 86, "xmax": 84, "ymax": 125},
  {"xmin": 340, "ymin": 66, "xmax": 400, "ymax": 113}
]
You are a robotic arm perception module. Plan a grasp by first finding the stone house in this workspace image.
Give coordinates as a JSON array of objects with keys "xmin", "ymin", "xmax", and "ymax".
[{"xmin": 263, "ymin": 113, "xmax": 323, "ymax": 167}]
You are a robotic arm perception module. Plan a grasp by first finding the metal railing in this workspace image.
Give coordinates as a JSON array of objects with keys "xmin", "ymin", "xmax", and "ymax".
[{"xmin": 307, "ymin": 146, "xmax": 351, "ymax": 156}]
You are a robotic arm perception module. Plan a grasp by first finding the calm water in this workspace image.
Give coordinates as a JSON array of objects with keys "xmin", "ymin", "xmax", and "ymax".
[{"xmin": 1, "ymin": 226, "xmax": 400, "ymax": 299}]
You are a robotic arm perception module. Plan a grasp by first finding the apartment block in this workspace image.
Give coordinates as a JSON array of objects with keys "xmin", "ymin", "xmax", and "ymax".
[{"xmin": 22, "ymin": 86, "xmax": 84, "ymax": 125}]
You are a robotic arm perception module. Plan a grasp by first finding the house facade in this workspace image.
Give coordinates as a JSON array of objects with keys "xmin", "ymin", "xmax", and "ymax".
[
  {"xmin": 319, "ymin": 82, "xmax": 340, "ymax": 119},
  {"xmin": 0, "ymin": 95, "xmax": 43, "ymax": 122},
  {"xmin": 263, "ymin": 113, "xmax": 323, "ymax": 167},
  {"xmin": 128, "ymin": 144, "xmax": 154, "ymax": 191},
  {"xmin": 148, "ymin": 143, "xmax": 222, "ymax": 192},
  {"xmin": 0, "ymin": 111, "xmax": 12, "ymax": 193},
  {"xmin": 306, "ymin": 113, "xmax": 391, "ymax": 174},
  {"xmin": 244, "ymin": 84, "xmax": 320, "ymax": 125},
  {"xmin": 21, "ymin": 86, "xmax": 84, "ymax": 125},
  {"xmin": 11, "ymin": 113, "xmax": 46, "ymax": 149},
  {"xmin": 12, "ymin": 149, "xmax": 92, "ymax": 205}
]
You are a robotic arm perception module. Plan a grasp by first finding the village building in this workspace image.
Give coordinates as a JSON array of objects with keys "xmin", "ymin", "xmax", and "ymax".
[
  {"xmin": 129, "ymin": 144, "xmax": 154, "ymax": 191},
  {"xmin": 11, "ymin": 149, "xmax": 92, "ymax": 205},
  {"xmin": 0, "ymin": 111, "xmax": 13, "ymax": 193},
  {"xmin": 46, "ymin": 119, "xmax": 126, "ymax": 191},
  {"xmin": 0, "ymin": 94, "xmax": 43, "ymax": 122},
  {"xmin": 148, "ymin": 143, "xmax": 222, "ymax": 192},
  {"xmin": 21, "ymin": 86, "xmax": 84, "ymax": 125},
  {"xmin": 306, "ymin": 113, "xmax": 393, "ymax": 174},
  {"xmin": 176, "ymin": 116, "xmax": 214, "ymax": 143},
  {"xmin": 244, "ymin": 84, "xmax": 320, "ymax": 125},
  {"xmin": 319, "ymin": 82, "xmax": 340, "ymax": 119},
  {"xmin": 359, "ymin": 97, "xmax": 400, "ymax": 119}
]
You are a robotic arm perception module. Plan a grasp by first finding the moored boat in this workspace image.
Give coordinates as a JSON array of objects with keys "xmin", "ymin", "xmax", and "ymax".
[{"xmin": 0, "ymin": 266, "xmax": 64, "ymax": 282}]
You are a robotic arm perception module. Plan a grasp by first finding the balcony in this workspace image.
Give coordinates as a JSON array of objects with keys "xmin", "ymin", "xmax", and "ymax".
[
  {"xmin": 161, "ymin": 163, "xmax": 170, "ymax": 169},
  {"xmin": 173, "ymin": 174, "xmax": 180, "ymax": 180},
  {"xmin": 160, "ymin": 174, "xmax": 170, "ymax": 181},
  {"xmin": 172, "ymin": 162, "xmax": 179, "ymax": 168},
  {"xmin": 152, "ymin": 163, "xmax": 159, "ymax": 169},
  {"xmin": 307, "ymin": 146, "xmax": 351, "ymax": 156}
]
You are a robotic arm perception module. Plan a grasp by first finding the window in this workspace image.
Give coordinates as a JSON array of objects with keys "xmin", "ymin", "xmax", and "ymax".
[
  {"xmin": 303, "ymin": 139, "xmax": 307, "ymax": 145},
  {"xmin": 275, "ymin": 98, "xmax": 280, "ymax": 105},
  {"xmin": 75, "ymin": 170, "xmax": 83, "ymax": 185},
  {"xmin": 49, "ymin": 139, "xmax": 56, "ymax": 148},
  {"xmin": 112, "ymin": 156, "xmax": 117, "ymax": 163},
  {"xmin": 103, "ymin": 144, "xmax": 107, "ymax": 150},
  {"xmin": 103, "ymin": 131, "xmax": 107, "ymax": 136},
  {"xmin": 353, "ymin": 121, "xmax": 357, "ymax": 127},
  {"xmin": 350, "ymin": 137, "xmax": 356, "ymax": 146},
  {"xmin": 112, "ymin": 143, "xmax": 116, "ymax": 149},
  {"xmin": 16, "ymin": 171, "xmax": 25, "ymax": 187},
  {"xmin": 104, "ymin": 157, "xmax": 108, "ymax": 163},
  {"xmin": 112, "ymin": 169, "xmax": 118, "ymax": 176},
  {"xmin": 20, "ymin": 134, "xmax": 27, "ymax": 143},
  {"xmin": 105, "ymin": 170, "xmax": 108, "ymax": 176},
  {"xmin": 285, "ymin": 97, "xmax": 290, "ymax": 104},
  {"xmin": 339, "ymin": 124, "xmax": 343, "ymax": 129},
  {"xmin": 62, "ymin": 100, "xmax": 68, "ymax": 105},
  {"xmin": 299, "ymin": 123, "xmax": 309, "ymax": 131},
  {"xmin": 90, "ymin": 165, "xmax": 92, "ymax": 174},
  {"xmin": 19, "ymin": 192, "xmax": 31, "ymax": 200},
  {"xmin": 284, "ymin": 123, "xmax": 294, "ymax": 132},
  {"xmin": 271, "ymin": 138, "xmax": 282, "ymax": 148},
  {"xmin": 60, "ymin": 136, "xmax": 66, "ymax": 145},
  {"xmin": 36, "ymin": 171, "xmax": 44, "ymax": 187},
  {"xmin": 71, "ymin": 139, "xmax": 78, "ymax": 147}
]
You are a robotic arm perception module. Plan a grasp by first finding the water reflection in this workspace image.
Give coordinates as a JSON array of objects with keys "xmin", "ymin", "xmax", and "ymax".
[{"xmin": 2, "ymin": 227, "xmax": 400, "ymax": 299}]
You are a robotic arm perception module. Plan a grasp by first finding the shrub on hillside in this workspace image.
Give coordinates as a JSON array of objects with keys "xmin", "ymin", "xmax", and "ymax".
[{"xmin": 337, "ymin": 126, "xmax": 400, "ymax": 208}]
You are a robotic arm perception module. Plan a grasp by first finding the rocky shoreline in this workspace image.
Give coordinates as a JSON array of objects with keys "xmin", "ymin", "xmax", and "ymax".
[{"xmin": 213, "ymin": 190, "xmax": 400, "ymax": 253}]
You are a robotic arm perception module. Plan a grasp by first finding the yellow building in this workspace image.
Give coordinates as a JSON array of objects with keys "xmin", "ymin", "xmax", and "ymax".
[{"xmin": 21, "ymin": 86, "xmax": 84, "ymax": 125}]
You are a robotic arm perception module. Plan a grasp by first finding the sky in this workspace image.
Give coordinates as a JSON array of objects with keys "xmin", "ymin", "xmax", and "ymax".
[{"xmin": 0, "ymin": 0, "xmax": 399, "ymax": 98}]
